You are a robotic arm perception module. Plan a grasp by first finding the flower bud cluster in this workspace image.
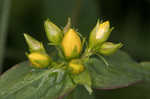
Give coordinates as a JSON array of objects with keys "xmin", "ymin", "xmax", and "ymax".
[
  {"xmin": 89, "ymin": 20, "xmax": 122, "ymax": 55},
  {"xmin": 24, "ymin": 18, "xmax": 122, "ymax": 74}
]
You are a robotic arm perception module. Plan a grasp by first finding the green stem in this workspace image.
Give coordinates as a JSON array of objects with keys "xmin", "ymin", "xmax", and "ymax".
[
  {"xmin": 0, "ymin": 0, "xmax": 11, "ymax": 73},
  {"xmin": 55, "ymin": 45, "xmax": 66, "ymax": 61},
  {"xmin": 81, "ymin": 48, "xmax": 93, "ymax": 63},
  {"xmin": 82, "ymin": 48, "xmax": 109, "ymax": 67},
  {"xmin": 81, "ymin": 49, "xmax": 90, "ymax": 58}
]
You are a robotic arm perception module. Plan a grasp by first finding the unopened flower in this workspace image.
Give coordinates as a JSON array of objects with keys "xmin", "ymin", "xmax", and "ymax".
[
  {"xmin": 27, "ymin": 52, "xmax": 51, "ymax": 68},
  {"xmin": 99, "ymin": 42, "xmax": 123, "ymax": 55},
  {"xmin": 61, "ymin": 29, "xmax": 82, "ymax": 59},
  {"xmin": 44, "ymin": 19, "xmax": 63, "ymax": 44},
  {"xmin": 89, "ymin": 20, "xmax": 112, "ymax": 49},
  {"xmin": 69, "ymin": 59, "xmax": 84, "ymax": 74},
  {"xmin": 24, "ymin": 33, "xmax": 46, "ymax": 53}
]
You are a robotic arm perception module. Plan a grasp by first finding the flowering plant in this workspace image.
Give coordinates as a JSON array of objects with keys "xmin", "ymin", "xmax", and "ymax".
[{"xmin": 0, "ymin": 18, "xmax": 149, "ymax": 99}]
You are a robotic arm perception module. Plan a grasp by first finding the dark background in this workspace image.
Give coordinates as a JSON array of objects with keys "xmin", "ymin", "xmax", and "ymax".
[{"xmin": 0, "ymin": 0, "xmax": 150, "ymax": 98}]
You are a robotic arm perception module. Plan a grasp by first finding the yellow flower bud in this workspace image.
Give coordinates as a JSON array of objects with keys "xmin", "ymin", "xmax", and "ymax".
[
  {"xmin": 89, "ymin": 20, "xmax": 112, "ymax": 49},
  {"xmin": 99, "ymin": 42, "xmax": 123, "ymax": 56},
  {"xmin": 27, "ymin": 52, "xmax": 51, "ymax": 68},
  {"xmin": 69, "ymin": 59, "xmax": 84, "ymax": 74},
  {"xmin": 61, "ymin": 29, "xmax": 82, "ymax": 59}
]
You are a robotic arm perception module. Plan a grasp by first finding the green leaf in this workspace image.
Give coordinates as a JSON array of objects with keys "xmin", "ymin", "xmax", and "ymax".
[
  {"xmin": 63, "ymin": 86, "xmax": 95, "ymax": 99},
  {"xmin": 72, "ymin": 70, "xmax": 92, "ymax": 94},
  {"xmin": 140, "ymin": 62, "xmax": 150, "ymax": 81},
  {"xmin": 86, "ymin": 50, "xmax": 144, "ymax": 89},
  {"xmin": 0, "ymin": 62, "xmax": 76, "ymax": 99}
]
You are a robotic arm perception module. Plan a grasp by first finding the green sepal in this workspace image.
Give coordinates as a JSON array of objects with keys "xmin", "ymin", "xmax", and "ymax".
[
  {"xmin": 63, "ymin": 17, "xmax": 71, "ymax": 33},
  {"xmin": 62, "ymin": 45, "xmax": 80, "ymax": 60},
  {"xmin": 69, "ymin": 46, "xmax": 80, "ymax": 59}
]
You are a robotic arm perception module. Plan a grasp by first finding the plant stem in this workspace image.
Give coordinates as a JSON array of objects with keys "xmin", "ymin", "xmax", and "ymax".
[
  {"xmin": 0, "ymin": 0, "xmax": 11, "ymax": 73},
  {"xmin": 81, "ymin": 48, "xmax": 93, "ymax": 63},
  {"xmin": 82, "ymin": 48, "xmax": 109, "ymax": 67}
]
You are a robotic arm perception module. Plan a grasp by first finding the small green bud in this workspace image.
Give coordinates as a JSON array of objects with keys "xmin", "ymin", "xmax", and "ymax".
[
  {"xmin": 44, "ymin": 19, "xmax": 63, "ymax": 44},
  {"xmin": 24, "ymin": 33, "xmax": 45, "ymax": 53},
  {"xmin": 99, "ymin": 42, "xmax": 123, "ymax": 56},
  {"xmin": 27, "ymin": 52, "xmax": 51, "ymax": 68},
  {"xmin": 89, "ymin": 20, "xmax": 113, "ymax": 49}
]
